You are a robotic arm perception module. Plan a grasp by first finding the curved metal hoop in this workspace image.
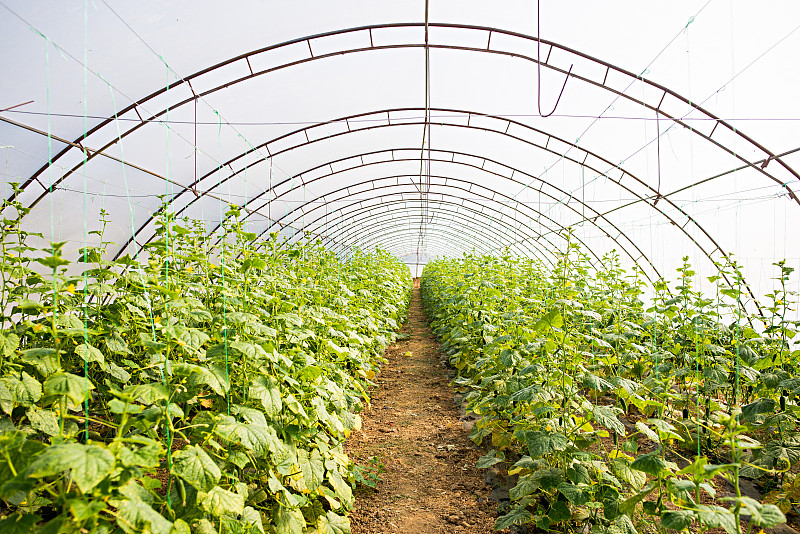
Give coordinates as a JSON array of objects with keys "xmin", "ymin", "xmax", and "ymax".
[
  {"xmin": 15, "ymin": 23, "xmax": 798, "ymax": 211},
  {"xmin": 6, "ymin": 23, "xmax": 793, "ymax": 312},
  {"xmin": 277, "ymin": 197, "xmax": 557, "ymax": 265}
]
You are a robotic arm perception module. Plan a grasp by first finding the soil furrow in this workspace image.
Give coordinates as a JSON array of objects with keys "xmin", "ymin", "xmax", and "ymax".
[{"xmin": 347, "ymin": 279, "xmax": 500, "ymax": 533}]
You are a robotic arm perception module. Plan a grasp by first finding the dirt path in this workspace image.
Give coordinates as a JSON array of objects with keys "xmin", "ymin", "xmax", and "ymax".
[{"xmin": 346, "ymin": 280, "xmax": 501, "ymax": 534}]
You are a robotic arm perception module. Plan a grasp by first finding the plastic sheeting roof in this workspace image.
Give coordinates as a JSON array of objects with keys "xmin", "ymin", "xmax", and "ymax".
[{"xmin": 1, "ymin": 0, "xmax": 799, "ymax": 299}]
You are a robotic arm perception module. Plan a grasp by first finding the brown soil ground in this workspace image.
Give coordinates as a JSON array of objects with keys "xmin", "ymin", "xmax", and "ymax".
[{"xmin": 346, "ymin": 279, "xmax": 503, "ymax": 534}]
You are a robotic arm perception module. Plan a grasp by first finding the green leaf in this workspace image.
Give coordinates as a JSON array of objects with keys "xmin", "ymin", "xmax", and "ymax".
[
  {"xmin": 610, "ymin": 514, "xmax": 638, "ymax": 534},
  {"xmin": 123, "ymin": 383, "xmax": 168, "ymax": 405},
  {"xmin": 594, "ymin": 405, "xmax": 626, "ymax": 436},
  {"xmin": 1, "ymin": 333, "xmax": 20, "ymax": 357},
  {"xmin": 549, "ymin": 500, "xmax": 571, "ymax": 522},
  {"xmin": 242, "ymin": 506, "xmax": 265, "ymax": 534},
  {"xmin": 285, "ymin": 394, "xmax": 308, "ymax": 420},
  {"xmin": 173, "ymin": 362, "xmax": 228, "ymax": 397},
  {"xmin": 742, "ymin": 398, "xmax": 776, "ymax": 422},
  {"xmin": 105, "ymin": 332, "xmax": 132, "ymax": 355},
  {"xmin": 138, "ymin": 334, "xmax": 166, "ymax": 353},
  {"xmin": 193, "ymin": 519, "xmax": 217, "ymax": 534},
  {"xmin": 250, "ymin": 376, "xmax": 282, "ymax": 417},
  {"xmin": 612, "ymin": 458, "xmax": 647, "ymax": 489},
  {"xmin": 277, "ymin": 312, "xmax": 304, "ymax": 328},
  {"xmin": 229, "ymin": 341, "xmax": 267, "ymax": 360},
  {"xmin": 0, "ymin": 513, "xmax": 41, "ymax": 534},
  {"xmin": 105, "ymin": 361, "xmax": 131, "ymax": 384},
  {"xmin": 201, "ymin": 486, "xmax": 245, "ymax": 517},
  {"xmin": 619, "ymin": 484, "xmax": 656, "ymax": 515},
  {"xmin": 567, "ymin": 463, "xmax": 591, "ymax": 485},
  {"xmin": 231, "ymin": 404, "xmax": 267, "ymax": 427},
  {"xmin": 647, "ymin": 419, "xmax": 684, "ymax": 442},
  {"xmin": 509, "ymin": 473, "xmax": 539, "ymax": 500},
  {"xmin": 0, "ymin": 382, "xmax": 13, "ymax": 415},
  {"xmin": 495, "ymin": 505, "xmax": 533, "ymax": 530},
  {"xmin": 172, "ymin": 445, "xmax": 221, "ymax": 492},
  {"xmin": 517, "ymin": 430, "xmax": 568, "ymax": 459},
  {"xmin": 532, "ymin": 467, "xmax": 564, "ymax": 489},
  {"xmin": 630, "ymin": 451, "xmax": 668, "ymax": 477},
  {"xmin": 273, "ymin": 504, "xmax": 305, "ymax": 534},
  {"xmin": 765, "ymin": 440, "xmax": 800, "ymax": 466},
  {"xmin": 477, "ymin": 449, "xmax": 505, "ymax": 468},
  {"xmin": 75, "ymin": 344, "xmax": 104, "ymax": 365},
  {"xmin": 660, "ymin": 510, "xmax": 694, "ymax": 530},
  {"xmin": 635, "ymin": 421, "xmax": 660, "ymax": 443},
  {"xmin": 13, "ymin": 300, "xmax": 44, "ymax": 313},
  {"xmin": 68, "ymin": 499, "xmax": 107, "ymax": 521},
  {"xmin": 112, "ymin": 495, "xmax": 173, "ymax": 534},
  {"xmin": 557, "ymin": 482, "xmax": 588, "ymax": 505},
  {"xmin": 170, "ymin": 519, "xmax": 192, "ymax": 534},
  {"xmin": 1, "ymin": 372, "xmax": 42, "ymax": 407},
  {"xmin": 316, "ymin": 511, "xmax": 351, "ymax": 534},
  {"xmin": 108, "ymin": 399, "xmax": 143, "ymax": 414},
  {"xmin": 298, "ymin": 448, "xmax": 325, "ymax": 492},
  {"xmin": 26, "ymin": 407, "xmax": 60, "ymax": 436},
  {"xmin": 20, "ymin": 348, "xmax": 60, "ymax": 376},
  {"xmin": 722, "ymin": 496, "xmax": 786, "ymax": 528},
  {"xmin": 694, "ymin": 505, "xmax": 736, "ymax": 534},
  {"xmin": 535, "ymin": 309, "xmax": 563, "ymax": 331},
  {"xmin": 328, "ymin": 467, "xmax": 353, "ymax": 506},
  {"xmin": 26, "ymin": 443, "xmax": 115, "ymax": 493},
  {"xmin": 667, "ymin": 478, "xmax": 696, "ymax": 503},
  {"xmin": 36, "ymin": 255, "xmax": 70, "ymax": 269},
  {"xmin": 44, "ymin": 372, "xmax": 93, "ymax": 404},
  {"xmin": 215, "ymin": 415, "xmax": 277, "ymax": 458},
  {"xmin": 272, "ymin": 445, "xmax": 297, "ymax": 476},
  {"xmin": 179, "ymin": 328, "xmax": 210, "ymax": 352}
]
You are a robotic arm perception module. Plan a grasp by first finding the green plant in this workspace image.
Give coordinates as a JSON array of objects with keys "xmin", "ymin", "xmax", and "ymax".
[
  {"xmin": 0, "ymin": 201, "xmax": 412, "ymax": 533},
  {"xmin": 422, "ymin": 247, "xmax": 796, "ymax": 534}
]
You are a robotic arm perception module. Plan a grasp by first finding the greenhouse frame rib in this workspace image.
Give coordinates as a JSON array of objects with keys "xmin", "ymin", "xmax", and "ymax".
[
  {"xmin": 4, "ymin": 22, "xmax": 797, "ymax": 311},
  {"xmin": 12, "ymin": 23, "xmax": 798, "ymax": 206}
]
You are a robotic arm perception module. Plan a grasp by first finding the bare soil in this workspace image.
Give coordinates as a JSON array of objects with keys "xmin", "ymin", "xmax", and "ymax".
[{"xmin": 346, "ymin": 280, "xmax": 503, "ymax": 534}]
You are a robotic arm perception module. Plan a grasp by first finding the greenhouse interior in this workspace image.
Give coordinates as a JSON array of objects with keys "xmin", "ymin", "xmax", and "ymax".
[{"xmin": 1, "ymin": 1, "xmax": 799, "ymax": 533}]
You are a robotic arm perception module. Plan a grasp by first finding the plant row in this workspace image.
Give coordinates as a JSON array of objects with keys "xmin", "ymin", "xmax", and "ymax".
[
  {"xmin": 0, "ymin": 192, "xmax": 412, "ymax": 534},
  {"xmin": 421, "ymin": 243, "xmax": 798, "ymax": 534}
]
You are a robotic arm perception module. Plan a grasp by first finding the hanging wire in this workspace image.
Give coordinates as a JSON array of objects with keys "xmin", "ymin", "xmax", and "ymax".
[
  {"xmin": 81, "ymin": 0, "xmax": 90, "ymax": 443},
  {"xmin": 8, "ymin": 108, "xmax": 800, "ymax": 125},
  {"xmin": 215, "ymin": 110, "xmax": 231, "ymax": 417},
  {"xmin": 536, "ymin": 0, "xmax": 572, "ymax": 117},
  {"xmin": 416, "ymin": 0, "xmax": 432, "ymax": 264}
]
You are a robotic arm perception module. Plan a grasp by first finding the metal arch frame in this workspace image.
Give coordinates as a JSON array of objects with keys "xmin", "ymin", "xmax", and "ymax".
[
  {"xmin": 337, "ymin": 227, "xmax": 492, "ymax": 260},
  {"xmin": 269, "ymin": 189, "xmax": 599, "ymax": 272},
  {"xmin": 5, "ymin": 22, "xmax": 792, "ymax": 310},
  {"xmin": 241, "ymin": 155, "xmax": 661, "ymax": 277},
  {"xmin": 304, "ymin": 201, "xmax": 536, "ymax": 256},
  {"xmin": 333, "ymin": 222, "xmax": 495, "ymax": 260},
  {"xmin": 119, "ymin": 106, "xmax": 784, "ymax": 281},
  {"xmin": 256, "ymin": 173, "xmax": 566, "ymax": 258},
  {"xmin": 255, "ymin": 175, "xmax": 605, "ymax": 272},
  {"xmin": 347, "ymin": 234, "xmax": 483, "ymax": 262},
  {"xmin": 213, "ymin": 112, "xmax": 741, "ymax": 272},
  {"xmin": 242, "ymin": 194, "xmax": 555, "ymax": 267},
  {"xmin": 14, "ymin": 22, "xmax": 798, "ymax": 211},
  {"xmin": 287, "ymin": 200, "xmax": 546, "ymax": 262},
  {"xmin": 322, "ymin": 216, "xmax": 526, "ymax": 265},
  {"xmin": 109, "ymin": 106, "xmax": 754, "ymax": 291},
  {"xmin": 351, "ymin": 237, "xmax": 476, "ymax": 263},
  {"xmin": 236, "ymin": 179, "xmax": 584, "ymax": 267},
  {"xmin": 299, "ymin": 201, "xmax": 535, "ymax": 258}
]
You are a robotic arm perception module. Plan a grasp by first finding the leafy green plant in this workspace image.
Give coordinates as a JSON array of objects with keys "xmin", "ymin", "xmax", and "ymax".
[
  {"xmin": 422, "ymin": 245, "xmax": 797, "ymax": 534},
  {"xmin": 0, "ymin": 198, "xmax": 412, "ymax": 533}
]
